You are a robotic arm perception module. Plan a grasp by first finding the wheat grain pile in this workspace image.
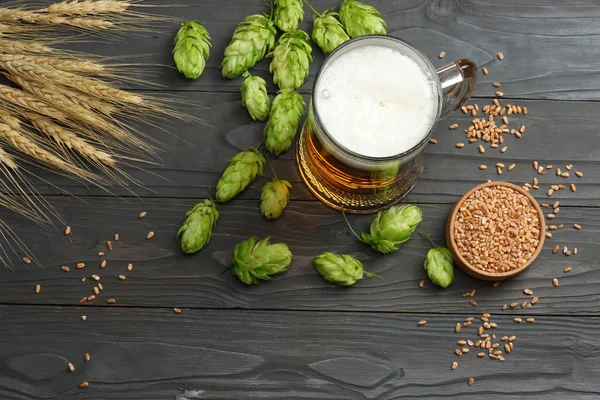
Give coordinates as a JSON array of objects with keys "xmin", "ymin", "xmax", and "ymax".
[{"xmin": 0, "ymin": 0, "xmax": 178, "ymax": 267}]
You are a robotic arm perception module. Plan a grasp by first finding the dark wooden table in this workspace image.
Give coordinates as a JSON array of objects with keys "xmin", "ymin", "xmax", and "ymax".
[{"xmin": 2, "ymin": 1, "xmax": 600, "ymax": 399}]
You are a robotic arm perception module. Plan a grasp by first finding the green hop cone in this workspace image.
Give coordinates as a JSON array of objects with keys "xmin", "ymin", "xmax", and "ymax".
[
  {"xmin": 232, "ymin": 236, "xmax": 293, "ymax": 284},
  {"xmin": 177, "ymin": 199, "xmax": 219, "ymax": 254},
  {"xmin": 361, "ymin": 205, "xmax": 422, "ymax": 254},
  {"xmin": 422, "ymin": 235, "xmax": 454, "ymax": 288},
  {"xmin": 268, "ymin": 30, "xmax": 312, "ymax": 91},
  {"xmin": 221, "ymin": 14, "xmax": 277, "ymax": 79},
  {"xmin": 311, "ymin": 9, "xmax": 350, "ymax": 55},
  {"xmin": 173, "ymin": 20, "xmax": 211, "ymax": 79},
  {"xmin": 241, "ymin": 73, "xmax": 271, "ymax": 121},
  {"xmin": 274, "ymin": 0, "xmax": 304, "ymax": 32},
  {"xmin": 339, "ymin": 0, "xmax": 387, "ymax": 38},
  {"xmin": 314, "ymin": 252, "xmax": 378, "ymax": 286},
  {"xmin": 260, "ymin": 178, "xmax": 291, "ymax": 220},
  {"xmin": 216, "ymin": 147, "xmax": 266, "ymax": 203},
  {"xmin": 264, "ymin": 89, "xmax": 305, "ymax": 156}
]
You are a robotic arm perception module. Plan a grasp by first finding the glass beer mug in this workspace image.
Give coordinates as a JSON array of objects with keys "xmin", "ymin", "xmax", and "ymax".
[{"xmin": 297, "ymin": 35, "xmax": 477, "ymax": 214}]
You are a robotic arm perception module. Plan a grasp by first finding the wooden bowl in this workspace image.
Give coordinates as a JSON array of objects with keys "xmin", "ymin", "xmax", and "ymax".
[{"xmin": 445, "ymin": 181, "xmax": 546, "ymax": 281}]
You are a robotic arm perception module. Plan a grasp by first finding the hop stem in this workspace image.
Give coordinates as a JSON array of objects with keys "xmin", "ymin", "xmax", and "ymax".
[
  {"xmin": 266, "ymin": 156, "xmax": 279, "ymax": 181},
  {"xmin": 342, "ymin": 207, "xmax": 367, "ymax": 243},
  {"xmin": 365, "ymin": 271, "xmax": 383, "ymax": 279},
  {"xmin": 268, "ymin": 0, "xmax": 275, "ymax": 20},
  {"xmin": 418, "ymin": 232, "xmax": 437, "ymax": 248},
  {"xmin": 303, "ymin": 0, "xmax": 321, "ymax": 18}
]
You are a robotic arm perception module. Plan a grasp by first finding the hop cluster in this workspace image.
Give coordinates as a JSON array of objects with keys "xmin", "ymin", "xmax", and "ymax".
[
  {"xmin": 173, "ymin": 20, "xmax": 211, "ymax": 79},
  {"xmin": 339, "ymin": 0, "xmax": 387, "ymax": 38},
  {"xmin": 221, "ymin": 14, "xmax": 277, "ymax": 79},
  {"xmin": 264, "ymin": 89, "xmax": 305, "ymax": 156},
  {"xmin": 177, "ymin": 199, "xmax": 219, "ymax": 254},
  {"xmin": 361, "ymin": 205, "xmax": 422, "ymax": 254},
  {"xmin": 216, "ymin": 147, "xmax": 266, "ymax": 203}
]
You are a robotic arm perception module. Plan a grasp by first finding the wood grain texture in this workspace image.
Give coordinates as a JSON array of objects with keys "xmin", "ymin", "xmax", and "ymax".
[
  {"xmin": 0, "ymin": 197, "xmax": 596, "ymax": 314},
  {"xmin": 49, "ymin": 0, "xmax": 600, "ymax": 101},
  {"xmin": 24, "ymin": 92, "xmax": 600, "ymax": 207},
  {"xmin": 0, "ymin": 305, "xmax": 598, "ymax": 399}
]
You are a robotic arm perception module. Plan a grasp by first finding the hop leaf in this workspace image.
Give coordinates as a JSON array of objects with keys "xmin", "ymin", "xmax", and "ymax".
[
  {"xmin": 422, "ymin": 236, "xmax": 454, "ymax": 288},
  {"xmin": 268, "ymin": 30, "xmax": 312, "ymax": 91},
  {"xmin": 177, "ymin": 199, "xmax": 219, "ymax": 254},
  {"xmin": 241, "ymin": 73, "xmax": 271, "ymax": 121},
  {"xmin": 339, "ymin": 0, "xmax": 387, "ymax": 38},
  {"xmin": 361, "ymin": 205, "xmax": 422, "ymax": 253},
  {"xmin": 173, "ymin": 20, "xmax": 211, "ymax": 79},
  {"xmin": 232, "ymin": 236, "xmax": 293, "ymax": 284},
  {"xmin": 216, "ymin": 147, "xmax": 266, "ymax": 203},
  {"xmin": 314, "ymin": 252, "xmax": 377, "ymax": 286},
  {"xmin": 221, "ymin": 14, "xmax": 277, "ymax": 79},
  {"xmin": 261, "ymin": 178, "xmax": 292, "ymax": 220},
  {"xmin": 264, "ymin": 89, "xmax": 305, "ymax": 156},
  {"xmin": 274, "ymin": 0, "xmax": 305, "ymax": 32},
  {"xmin": 311, "ymin": 9, "xmax": 350, "ymax": 55}
]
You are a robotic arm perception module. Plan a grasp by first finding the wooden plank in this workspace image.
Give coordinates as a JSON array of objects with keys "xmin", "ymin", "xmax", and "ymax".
[
  {"xmin": 23, "ymin": 93, "xmax": 600, "ymax": 207},
  {"xmin": 51, "ymin": 0, "xmax": 600, "ymax": 101},
  {"xmin": 0, "ymin": 197, "xmax": 597, "ymax": 314},
  {"xmin": 0, "ymin": 305, "xmax": 599, "ymax": 399}
]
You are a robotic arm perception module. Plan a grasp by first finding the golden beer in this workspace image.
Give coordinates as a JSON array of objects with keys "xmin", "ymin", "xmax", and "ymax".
[{"xmin": 296, "ymin": 36, "xmax": 476, "ymax": 214}]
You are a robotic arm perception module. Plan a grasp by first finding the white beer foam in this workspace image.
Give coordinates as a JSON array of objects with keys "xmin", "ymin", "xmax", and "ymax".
[{"xmin": 316, "ymin": 45, "xmax": 437, "ymax": 158}]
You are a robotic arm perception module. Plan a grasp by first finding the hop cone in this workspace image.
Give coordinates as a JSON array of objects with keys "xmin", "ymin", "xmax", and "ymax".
[
  {"xmin": 312, "ymin": 9, "xmax": 350, "ymax": 55},
  {"xmin": 268, "ymin": 30, "xmax": 312, "ymax": 91},
  {"xmin": 232, "ymin": 236, "xmax": 293, "ymax": 284},
  {"xmin": 260, "ymin": 178, "xmax": 292, "ymax": 220},
  {"xmin": 264, "ymin": 89, "xmax": 305, "ymax": 156},
  {"xmin": 216, "ymin": 147, "xmax": 266, "ymax": 203},
  {"xmin": 173, "ymin": 20, "xmax": 211, "ymax": 79},
  {"xmin": 241, "ymin": 73, "xmax": 270, "ymax": 121},
  {"xmin": 274, "ymin": 0, "xmax": 304, "ymax": 32},
  {"xmin": 339, "ymin": 0, "xmax": 387, "ymax": 38},
  {"xmin": 361, "ymin": 205, "xmax": 422, "ymax": 254},
  {"xmin": 424, "ymin": 246, "xmax": 454, "ymax": 288},
  {"xmin": 314, "ymin": 252, "xmax": 375, "ymax": 286},
  {"xmin": 177, "ymin": 199, "xmax": 219, "ymax": 254},
  {"xmin": 221, "ymin": 14, "xmax": 277, "ymax": 79}
]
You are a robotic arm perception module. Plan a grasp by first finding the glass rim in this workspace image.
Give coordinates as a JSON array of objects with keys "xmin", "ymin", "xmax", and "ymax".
[{"xmin": 311, "ymin": 35, "xmax": 443, "ymax": 162}]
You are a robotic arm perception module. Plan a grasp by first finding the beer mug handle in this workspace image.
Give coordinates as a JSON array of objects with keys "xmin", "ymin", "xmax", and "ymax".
[{"xmin": 437, "ymin": 59, "xmax": 477, "ymax": 118}]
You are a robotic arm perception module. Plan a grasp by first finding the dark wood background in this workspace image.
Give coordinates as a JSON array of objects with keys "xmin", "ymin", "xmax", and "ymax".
[{"xmin": 1, "ymin": 0, "xmax": 599, "ymax": 399}]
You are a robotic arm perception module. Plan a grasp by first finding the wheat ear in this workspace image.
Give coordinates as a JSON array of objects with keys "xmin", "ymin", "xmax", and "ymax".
[
  {"xmin": 0, "ymin": 85, "xmax": 71, "ymax": 122},
  {"xmin": 0, "ymin": 39, "xmax": 55, "ymax": 54},
  {"xmin": 0, "ymin": 8, "xmax": 114, "ymax": 30},
  {"xmin": 0, "ymin": 54, "xmax": 104, "ymax": 74},
  {"xmin": 43, "ymin": 0, "xmax": 133, "ymax": 16},
  {"xmin": 1, "ymin": 60, "xmax": 144, "ymax": 107},
  {"xmin": 5, "ymin": 73, "xmax": 116, "ymax": 117},
  {"xmin": 0, "ymin": 121, "xmax": 99, "ymax": 181},
  {"xmin": 3, "ymin": 74, "xmax": 155, "ymax": 156},
  {"xmin": 25, "ymin": 113, "xmax": 116, "ymax": 167}
]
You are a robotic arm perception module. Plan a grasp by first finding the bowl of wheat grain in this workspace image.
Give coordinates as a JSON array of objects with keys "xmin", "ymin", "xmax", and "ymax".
[{"xmin": 446, "ymin": 181, "xmax": 545, "ymax": 281}]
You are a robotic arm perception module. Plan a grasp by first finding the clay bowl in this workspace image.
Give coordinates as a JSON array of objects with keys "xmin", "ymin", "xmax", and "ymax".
[{"xmin": 445, "ymin": 181, "xmax": 546, "ymax": 281}]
